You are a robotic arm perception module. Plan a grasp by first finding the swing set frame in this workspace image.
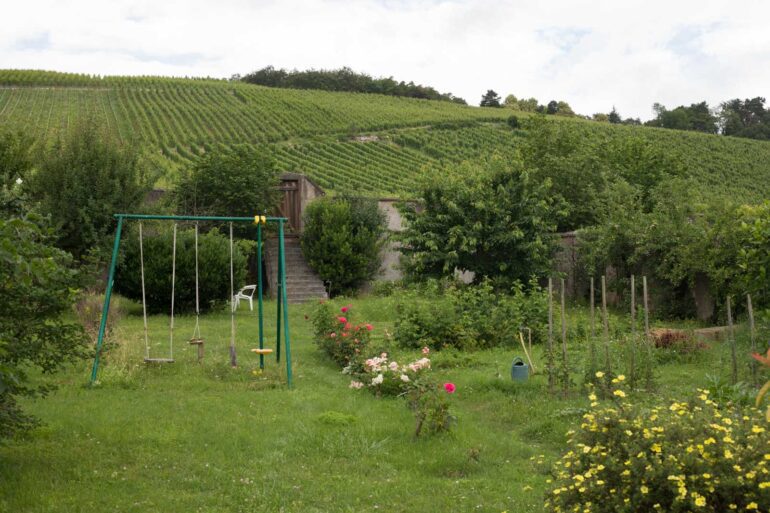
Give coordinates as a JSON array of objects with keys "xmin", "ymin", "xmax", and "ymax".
[{"xmin": 89, "ymin": 213, "xmax": 293, "ymax": 387}]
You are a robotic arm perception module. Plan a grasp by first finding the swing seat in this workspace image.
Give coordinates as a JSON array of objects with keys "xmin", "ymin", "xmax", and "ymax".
[
  {"xmin": 188, "ymin": 338, "xmax": 204, "ymax": 345},
  {"xmin": 144, "ymin": 358, "xmax": 175, "ymax": 363},
  {"xmin": 250, "ymin": 348, "xmax": 274, "ymax": 355}
]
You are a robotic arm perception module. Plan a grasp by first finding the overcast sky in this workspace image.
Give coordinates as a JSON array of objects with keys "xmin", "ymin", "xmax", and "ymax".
[{"xmin": 2, "ymin": 0, "xmax": 768, "ymax": 120}]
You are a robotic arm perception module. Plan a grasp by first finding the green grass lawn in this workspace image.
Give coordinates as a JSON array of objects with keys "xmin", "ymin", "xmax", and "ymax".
[{"xmin": 0, "ymin": 296, "xmax": 763, "ymax": 512}]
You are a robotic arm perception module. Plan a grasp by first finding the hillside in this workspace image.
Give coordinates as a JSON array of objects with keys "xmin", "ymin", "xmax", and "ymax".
[{"xmin": 2, "ymin": 70, "xmax": 770, "ymax": 200}]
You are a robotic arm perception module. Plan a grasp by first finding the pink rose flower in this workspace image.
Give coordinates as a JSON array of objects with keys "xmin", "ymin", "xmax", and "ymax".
[
  {"xmin": 421, "ymin": 346, "xmax": 430, "ymax": 355},
  {"xmin": 338, "ymin": 316, "xmax": 347, "ymax": 323},
  {"xmin": 365, "ymin": 324, "xmax": 373, "ymax": 331},
  {"xmin": 341, "ymin": 306, "xmax": 349, "ymax": 313},
  {"xmin": 443, "ymin": 382, "xmax": 456, "ymax": 394}
]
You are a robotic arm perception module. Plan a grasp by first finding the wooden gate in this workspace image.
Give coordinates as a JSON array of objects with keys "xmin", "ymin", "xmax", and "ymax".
[{"xmin": 277, "ymin": 178, "xmax": 301, "ymax": 234}]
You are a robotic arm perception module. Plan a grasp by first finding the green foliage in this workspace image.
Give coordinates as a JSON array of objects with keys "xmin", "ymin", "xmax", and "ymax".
[
  {"xmin": 737, "ymin": 202, "xmax": 770, "ymax": 306},
  {"xmin": 546, "ymin": 389, "xmax": 769, "ymax": 513},
  {"xmin": 407, "ymin": 379, "xmax": 455, "ymax": 437},
  {"xmin": 647, "ymin": 101, "xmax": 719, "ymax": 134},
  {"xmin": 301, "ymin": 197, "xmax": 386, "ymax": 295},
  {"xmin": 399, "ymin": 154, "xmax": 562, "ymax": 285},
  {"xmin": 480, "ymin": 90, "xmax": 501, "ymax": 108},
  {"xmin": 394, "ymin": 280, "xmax": 548, "ymax": 351},
  {"xmin": 507, "ymin": 115, "xmax": 520, "ymax": 129},
  {"xmin": 115, "ymin": 226, "xmax": 249, "ymax": 314},
  {"xmin": 31, "ymin": 122, "xmax": 148, "ymax": 261},
  {"xmin": 311, "ymin": 302, "xmax": 372, "ymax": 367},
  {"xmin": 0, "ymin": 129, "xmax": 35, "ymax": 216},
  {"xmin": 240, "ymin": 65, "xmax": 466, "ymax": 104},
  {"xmin": 173, "ymin": 146, "xmax": 280, "ymax": 237},
  {"xmin": 720, "ymin": 97, "xmax": 770, "ymax": 140},
  {"xmin": 0, "ymin": 215, "xmax": 89, "ymax": 439}
]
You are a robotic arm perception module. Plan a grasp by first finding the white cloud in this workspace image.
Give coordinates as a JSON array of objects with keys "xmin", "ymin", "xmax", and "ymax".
[{"xmin": 1, "ymin": 0, "xmax": 768, "ymax": 119}]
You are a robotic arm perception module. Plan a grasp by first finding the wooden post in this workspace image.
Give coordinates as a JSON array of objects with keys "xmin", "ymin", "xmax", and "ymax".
[
  {"xmin": 629, "ymin": 275, "xmax": 636, "ymax": 385},
  {"xmin": 642, "ymin": 276, "xmax": 650, "ymax": 340},
  {"xmin": 590, "ymin": 277, "xmax": 596, "ymax": 339},
  {"xmin": 561, "ymin": 278, "xmax": 568, "ymax": 396},
  {"xmin": 601, "ymin": 275, "xmax": 611, "ymax": 373},
  {"xmin": 630, "ymin": 275, "xmax": 636, "ymax": 337},
  {"xmin": 548, "ymin": 278, "xmax": 554, "ymax": 394},
  {"xmin": 727, "ymin": 295, "xmax": 737, "ymax": 385},
  {"xmin": 748, "ymin": 294, "xmax": 757, "ymax": 384}
]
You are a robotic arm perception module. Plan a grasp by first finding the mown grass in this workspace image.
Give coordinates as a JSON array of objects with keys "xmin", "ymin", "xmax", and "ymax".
[{"xmin": 0, "ymin": 296, "xmax": 764, "ymax": 512}]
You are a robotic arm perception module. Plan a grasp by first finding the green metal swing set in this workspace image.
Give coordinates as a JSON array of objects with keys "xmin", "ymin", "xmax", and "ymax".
[{"xmin": 89, "ymin": 213, "xmax": 293, "ymax": 387}]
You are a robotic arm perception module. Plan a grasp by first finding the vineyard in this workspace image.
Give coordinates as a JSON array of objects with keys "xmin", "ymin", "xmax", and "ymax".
[{"xmin": 2, "ymin": 69, "xmax": 770, "ymax": 198}]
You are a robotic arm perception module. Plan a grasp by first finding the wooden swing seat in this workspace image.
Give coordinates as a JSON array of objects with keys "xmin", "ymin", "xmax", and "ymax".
[
  {"xmin": 188, "ymin": 338, "xmax": 204, "ymax": 345},
  {"xmin": 144, "ymin": 358, "xmax": 175, "ymax": 363},
  {"xmin": 250, "ymin": 348, "xmax": 274, "ymax": 355}
]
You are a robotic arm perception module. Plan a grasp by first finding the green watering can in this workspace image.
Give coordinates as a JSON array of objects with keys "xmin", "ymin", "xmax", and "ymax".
[{"xmin": 511, "ymin": 357, "xmax": 529, "ymax": 382}]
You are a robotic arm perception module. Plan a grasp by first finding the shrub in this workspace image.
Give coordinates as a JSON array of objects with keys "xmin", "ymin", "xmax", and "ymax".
[
  {"xmin": 545, "ymin": 387, "xmax": 770, "ymax": 513},
  {"xmin": 0, "ymin": 215, "xmax": 89, "ymax": 439},
  {"xmin": 395, "ymin": 280, "xmax": 548, "ymax": 351},
  {"xmin": 311, "ymin": 302, "xmax": 372, "ymax": 367},
  {"xmin": 301, "ymin": 196, "xmax": 386, "ymax": 295},
  {"xmin": 507, "ymin": 114, "xmax": 520, "ymax": 129},
  {"xmin": 173, "ymin": 145, "xmax": 280, "ymax": 239},
  {"xmin": 115, "ymin": 226, "xmax": 249, "ymax": 313},
  {"xmin": 345, "ymin": 350, "xmax": 432, "ymax": 397},
  {"xmin": 398, "ymin": 155, "xmax": 562, "ymax": 287},
  {"xmin": 31, "ymin": 121, "xmax": 149, "ymax": 261}
]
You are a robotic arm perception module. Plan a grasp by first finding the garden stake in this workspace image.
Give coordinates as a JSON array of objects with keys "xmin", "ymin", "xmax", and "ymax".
[
  {"xmin": 589, "ymin": 277, "xmax": 597, "ymax": 377},
  {"xmin": 642, "ymin": 276, "xmax": 650, "ymax": 340},
  {"xmin": 629, "ymin": 275, "xmax": 636, "ymax": 386},
  {"xmin": 601, "ymin": 275, "xmax": 611, "ymax": 374},
  {"xmin": 561, "ymin": 278, "xmax": 568, "ymax": 396},
  {"xmin": 748, "ymin": 294, "xmax": 757, "ymax": 384},
  {"xmin": 630, "ymin": 274, "xmax": 636, "ymax": 337},
  {"xmin": 547, "ymin": 278, "xmax": 555, "ymax": 394},
  {"xmin": 727, "ymin": 295, "xmax": 737, "ymax": 385}
]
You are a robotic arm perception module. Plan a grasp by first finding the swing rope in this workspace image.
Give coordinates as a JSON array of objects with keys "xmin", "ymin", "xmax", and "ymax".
[
  {"xmin": 191, "ymin": 222, "xmax": 201, "ymax": 341},
  {"xmin": 228, "ymin": 222, "xmax": 237, "ymax": 367},
  {"xmin": 169, "ymin": 223, "xmax": 177, "ymax": 360},
  {"xmin": 139, "ymin": 222, "xmax": 149, "ymax": 360}
]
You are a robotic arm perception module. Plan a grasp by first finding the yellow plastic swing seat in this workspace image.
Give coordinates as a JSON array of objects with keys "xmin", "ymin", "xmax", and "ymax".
[
  {"xmin": 144, "ymin": 358, "xmax": 175, "ymax": 363},
  {"xmin": 250, "ymin": 348, "xmax": 274, "ymax": 355}
]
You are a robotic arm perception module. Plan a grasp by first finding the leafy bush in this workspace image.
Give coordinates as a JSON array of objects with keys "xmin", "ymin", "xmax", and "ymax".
[
  {"xmin": 0, "ymin": 129, "xmax": 34, "ymax": 217},
  {"xmin": 173, "ymin": 145, "xmax": 280, "ymax": 238},
  {"xmin": 311, "ymin": 302, "xmax": 373, "ymax": 366},
  {"xmin": 545, "ymin": 387, "xmax": 770, "ymax": 513},
  {"xmin": 301, "ymin": 196, "xmax": 386, "ymax": 295},
  {"xmin": 0, "ymin": 215, "xmax": 89, "ymax": 439},
  {"xmin": 398, "ymin": 154, "xmax": 562, "ymax": 287},
  {"xmin": 115, "ymin": 226, "xmax": 249, "ymax": 313},
  {"xmin": 395, "ymin": 280, "xmax": 548, "ymax": 351},
  {"xmin": 31, "ymin": 122, "xmax": 149, "ymax": 261},
  {"xmin": 345, "ymin": 350, "xmax": 431, "ymax": 396}
]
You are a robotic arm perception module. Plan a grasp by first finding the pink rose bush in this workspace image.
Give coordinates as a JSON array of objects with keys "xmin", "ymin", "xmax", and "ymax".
[{"xmin": 344, "ymin": 352, "xmax": 432, "ymax": 397}]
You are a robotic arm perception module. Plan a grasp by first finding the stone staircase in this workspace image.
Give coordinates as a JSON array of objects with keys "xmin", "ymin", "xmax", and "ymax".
[{"xmin": 264, "ymin": 236, "xmax": 328, "ymax": 303}]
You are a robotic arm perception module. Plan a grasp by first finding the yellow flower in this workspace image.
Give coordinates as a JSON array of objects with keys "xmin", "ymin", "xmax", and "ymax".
[
  {"xmin": 724, "ymin": 449, "xmax": 733, "ymax": 459},
  {"xmin": 752, "ymin": 426, "xmax": 765, "ymax": 434},
  {"xmin": 651, "ymin": 443, "xmax": 662, "ymax": 453},
  {"xmin": 595, "ymin": 371, "xmax": 604, "ymax": 378},
  {"xmin": 613, "ymin": 390, "xmax": 626, "ymax": 398},
  {"xmin": 616, "ymin": 374, "xmax": 626, "ymax": 381},
  {"xmin": 746, "ymin": 502, "xmax": 758, "ymax": 510},
  {"xmin": 694, "ymin": 496, "xmax": 706, "ymax": 507},
  {"xmin": 588, "ymin": 393, "xmax": 597, "ymax": 401},
  {"xmin": 640, "ymin": 485, "xmax": 648, "ymax": 494},
  {"xmin": 759, "ymin": 482, "xmax": 770, "ymax": 489}
]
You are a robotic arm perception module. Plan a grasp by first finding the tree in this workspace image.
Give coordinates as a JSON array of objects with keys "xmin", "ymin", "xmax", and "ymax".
[
  {"xmin": 0, "ymin": 214, "xmax": 88, "ymax": 438},
  {"xmin": 32, "ymin": 122, "xmax": 149, "ymax": 261},
  {"xmin": 174, "ymin": 145, "xmax": 281, "ymax": 238},
  {"xmin": 301, "ymin": 196, "xmax": 386, "ymax": 295},
  {"xmin": 592, "ymin": 113, "xmax": 609, "ymax": 123},
  {"xmin": 504, "ymin": 94, "xmax": 519, "ymax": 109},
  {"xmin": 398, "ymin": 155, "xmax": 563, "ymax": 287},
  {"xmin": 555, "ymin": 101, "xmax": 576, "ymax": 117},
  {"xmin": 546, "ymin": 100, "xmax": 559, "ymax": 115},
  {"xmin": 479, "ymin": 90, "xmax": 502, "ymax": 108},
  {"xmin": 720, "ymin": 97, "xmax": 770, "ymax": 139},
  {"xmin": 518, "ymin": 98, "xmax": 540, "ymax": 112},
  {"xmin": 0, "ymin": 129, "xmax": 35, "ymax": 217},
  {"xmin": 647, "ymin": 101, "xmax": 718, "ymax": 134},
  {"xmin": 608, "ymin": 107, "xmax": 622, "ymax": 124}
]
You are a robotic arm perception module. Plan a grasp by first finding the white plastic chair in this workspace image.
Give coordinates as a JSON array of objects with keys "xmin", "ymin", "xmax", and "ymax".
[{"xmin": 233, "ymin": 285, "xmax": 257, "ymax": 311}]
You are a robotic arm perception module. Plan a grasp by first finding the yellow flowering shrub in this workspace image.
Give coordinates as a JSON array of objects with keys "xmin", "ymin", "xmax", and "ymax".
[{"xmin": 545, "ymin": 389, "xmax": 770, "ymax": 512}]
